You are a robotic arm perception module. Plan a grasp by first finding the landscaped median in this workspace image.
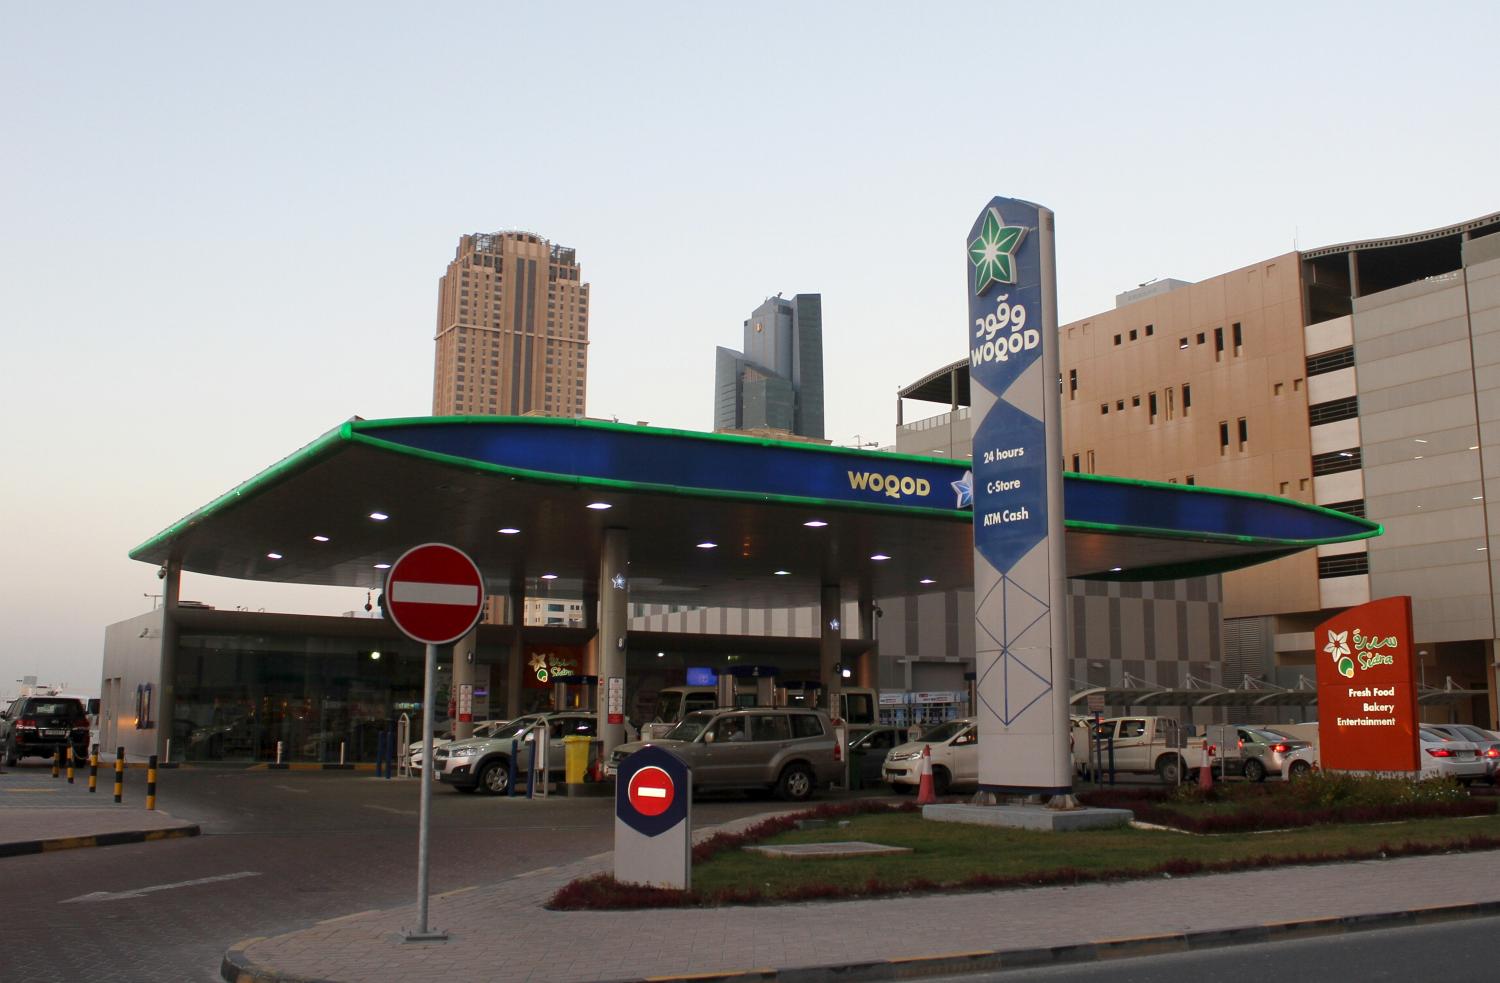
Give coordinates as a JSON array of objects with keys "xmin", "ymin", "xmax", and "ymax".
[{"xmin": 549, "ymin": 776, "xmax": 1500, "ymax": 910}]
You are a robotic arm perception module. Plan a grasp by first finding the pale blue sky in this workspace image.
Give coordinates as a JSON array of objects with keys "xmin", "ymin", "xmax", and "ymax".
[{"xmin": 2, "ymin": 2, "xmax": 1497, "ymax": 695}]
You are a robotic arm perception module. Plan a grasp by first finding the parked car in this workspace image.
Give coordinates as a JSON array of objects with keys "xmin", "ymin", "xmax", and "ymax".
[
  {"xmin": 1074, "ymin": 715, "xmax": 1199, "ymax": 784},
  {"xmin": 1200, "ymin": 725, "xmax": 1315, "ymax": 782},
  {"xmin": 883, "ymin": 717, "xmax": 979, "ymax": 795},
  {"xmin": 433, "ymin": 713, "xmax": 622, "ymax": 795},
  {"xmin": 1, "ymin": 696, "xmax": 92, "ymax": 766},
  {"xmin": 848, "ymin": 725, "xmax": 905, "ymax": 787},
  {"xmin": 410, "ymin": 718, "xmax": 509, "ymax": 772},
  {"xmin": 607, "ymin": 707, "xmax": 838, "ymax": 801},
  {"xmin": 1425, "ymin": 724, "xmax": 1500, "ymax": 782},
  {"xmin": 1420, "ymin": 726, "xmax": 1489, "ymax": 785}
]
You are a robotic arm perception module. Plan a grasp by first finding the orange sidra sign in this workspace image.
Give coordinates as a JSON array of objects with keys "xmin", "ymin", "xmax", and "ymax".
[{"xmin": 1314, "ymin": 596, "xmax": 1419, "ymax": 772}]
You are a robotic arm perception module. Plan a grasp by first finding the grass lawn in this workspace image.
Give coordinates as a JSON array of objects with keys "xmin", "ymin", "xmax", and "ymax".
[{"xmin": 689, "ymin": 810, "xmax": 1500, "ymax": 899}]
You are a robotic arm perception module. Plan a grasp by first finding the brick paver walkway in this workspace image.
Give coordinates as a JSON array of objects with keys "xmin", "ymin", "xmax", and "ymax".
[
  {"xmin": 227, "ymin": 817, "xmax": 1500, "ymax": 983},
  {"xmin": 0, "ymin": 768, "xmax": 196, "ymax": 846}
]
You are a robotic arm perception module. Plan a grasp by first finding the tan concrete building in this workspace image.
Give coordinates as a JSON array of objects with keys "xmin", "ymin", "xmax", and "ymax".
[
  {"xmin": 432, "ymin": 230, "xmax": 591, "ymax": 625},
  {"xmin": 432, "ymin": 231, "xmax": 588, "ymax": 417},
  {"xmin": 897, "ymin": 211, "xmax": 1500, "ymax": 725}
]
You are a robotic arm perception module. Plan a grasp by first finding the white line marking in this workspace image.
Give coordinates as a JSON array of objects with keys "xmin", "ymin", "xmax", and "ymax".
[
  {"xmin": 390, "ymin": 581, "xmax": 479, "ymax": 606},
  {"xmin": 365, "ymin": 804, "xmax": 417, "ymax": 815},
  {"xmin": 274, "ymin": 785, "xmax": 308, "ymax": 794},
  {"xmin": 61, "ymin": 871, "xmax": 261, "ymax": 904},
  {"xmin": 636, "ymin": 787, "xmax": 667, "ymax": 798}
]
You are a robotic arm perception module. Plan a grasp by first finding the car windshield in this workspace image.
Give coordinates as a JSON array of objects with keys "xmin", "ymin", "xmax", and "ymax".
[
  {"xmin": 1245, "ymin": 729, "xmax": 1288, "ymax": 744},
  {"xmin": 655, "ymin": 692, "xmax": 683, "ymax": 722},
  {"xmin": 920, "ymin": 720, "xmax": 969, "ymax": 744},
  {"xmin": 664, "ymin": 711, "xmax": 716, "ymax": 742}
]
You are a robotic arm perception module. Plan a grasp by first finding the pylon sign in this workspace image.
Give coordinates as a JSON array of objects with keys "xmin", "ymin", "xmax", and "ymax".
[
  {"xmin": 965, "ymin": 197, "xmax": 1071, "ymax": 795},
  {"xmin": 614, "ymin": 745, "xmax": 691, "ymax": 889}
]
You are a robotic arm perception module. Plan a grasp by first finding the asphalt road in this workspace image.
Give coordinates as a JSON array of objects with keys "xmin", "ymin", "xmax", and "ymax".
[
  {"xmin": 925, "ymin": 915, "xmax": 1500, "ymax": 982},
  {"xmin": 0, "ymin": 764, "xmax": 800, "ymax": 983}
]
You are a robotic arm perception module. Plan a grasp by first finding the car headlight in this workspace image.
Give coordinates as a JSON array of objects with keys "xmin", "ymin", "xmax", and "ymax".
[
  {"xmin": 888, "ymin": 751, "xmax": 921, "ymax": 762},
  {"xmin": 447, "ymin": 746, "xmax": 479, "ymax": 758}
]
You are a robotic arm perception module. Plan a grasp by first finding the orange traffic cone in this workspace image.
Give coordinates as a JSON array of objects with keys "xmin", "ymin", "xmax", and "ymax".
[
  {"xmin": 1198, "ymin": 740, "xmax": 1214, "ymax": 790},
  {"xmin": 916, "ymin": 744, "xmax": 937, "ymax": 805}
]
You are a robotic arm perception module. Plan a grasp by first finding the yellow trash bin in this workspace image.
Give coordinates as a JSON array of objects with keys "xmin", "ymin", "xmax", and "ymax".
[{"xmin": 563, "ymin": 734, "xmax": 590, "ymax": 784}]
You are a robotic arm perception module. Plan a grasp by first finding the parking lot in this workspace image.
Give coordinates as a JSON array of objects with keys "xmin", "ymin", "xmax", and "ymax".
[{"xmin": 0, "ymin": 761, "xmax": 851, "ymax": 983}]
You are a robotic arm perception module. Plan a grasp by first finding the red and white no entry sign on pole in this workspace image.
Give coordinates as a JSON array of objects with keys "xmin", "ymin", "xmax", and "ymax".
[
  {"xmin": 627, "ymin": 765, "xmax": 675, "ymax": 817},
  {"xmin": 384, "ymin": 543, "xmax": 485, "ymax": 646}
]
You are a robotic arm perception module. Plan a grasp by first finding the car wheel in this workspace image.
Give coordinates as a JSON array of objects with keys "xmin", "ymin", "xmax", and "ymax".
[
  {"xmin": 1156, "ymin": 755, "xmax": 1184, "ymax": 785},
  {"xmin": 1288, "ymin": 760, "xmax": 1312, "ymax": 781},
  {"xmin": 931, "ymin": 766, "xmax": 952, "ymax": 796},
  {"xmin": 1243, "ymin": 758, "xmax": 1267, "ymax": 783},
  {"xmin": 889, "ymin": 782, "xmax": 914, "ymax": 795},
  {"xmin": 3, "ymin": 741, "xmax": 16, "ymax": 767},
  {"xmin": 775, "ymin": 763, "xmax": 814, "ymax": 802},
  {"xmin": 477, "ymin": 759, "xmax": 510, "ymax": 796}
]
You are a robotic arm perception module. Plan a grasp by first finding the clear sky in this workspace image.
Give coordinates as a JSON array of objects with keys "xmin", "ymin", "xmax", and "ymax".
[{"xmin": 2, "ymin": 2, "xmax": 1497, "ymax": 697}]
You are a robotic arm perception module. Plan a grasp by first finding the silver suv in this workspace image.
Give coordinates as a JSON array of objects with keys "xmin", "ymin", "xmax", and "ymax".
[
  {"xmin": 434, "ymin": 712, "xmax": 607, "ymax": 795},
  {"xmin": 607, "ymin": 707, "xmax": 837, "ymax": 801}
]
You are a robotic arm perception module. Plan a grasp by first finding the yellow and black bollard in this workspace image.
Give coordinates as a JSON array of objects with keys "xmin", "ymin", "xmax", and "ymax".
[
  {"xmin": 66, "ymin": 746, "xmax": 75, "ymax": 784},
  {"xmin": 89, "ymin": 746, "xmax": 98, "ymax": 793},
  {"xmin": 113, "ymin": 746, "xmax": 124, "ymax": 803},
  {"xmin": 146, "ymin": 754, "xmax": 158, "ymax": 811},
  {"xmin": 52, "ymin": 749, "xmax": 60, "ymax": 779}
]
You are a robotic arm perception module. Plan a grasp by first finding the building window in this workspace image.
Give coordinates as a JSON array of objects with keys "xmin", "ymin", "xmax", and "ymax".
[
  {"xmin": 1116, "ymin": 399, "xmax": 1125, "ymax": 411},
  {"xmin": 1219, "ymin": 421, "xmax": 1230, "ymax": 454},
  {"xmin": 1237, "ymin": 417, "xmax": 1248, "ymax": 449},
  {"xmin": 1129, "ymin": 329, "xmax": 1138, "ymax": 341},
  {"xmin": 1132, "ymin": 395, "xmax": 1140, "ymax": 407},
  {"xmin": 1166, "ymin": 387, "xmax": 1175, "ymax": 420},
  {"xmin": 1100, "ymin": 403, "xmax": 1109, "ymax": 415},
  {"xmin": 1149, "ymin": 392, "xmax": 1158, "ymax": 424},
  {"xmin": 1313, "ymin": 448, "xmax": 1363, "ymax": 475},
  {"xmin": 1086, "ymin": 450, "xmax": 1095, "ymax": 473},
  {"xmin": 1145, "ymin": 323, "xmax": 1155, "ymax": 336},
  {"xmin": 1323, "ymin": 499, "xmax": 1367, "ymax": 518},
  {"xmin": 1069, "ymin": 369, "xmax": 1077, "ymax": 400},
  {"xmin": 1318, "ymin": 554, "xmax": 1369, "ymax": 579},
  {"xmin": 1185, "ymin": 474, "xmax": 1196, "ymax": 485},
  {"xmin": 1232, "ymin": 322, "xmax": 1243, "ymax": 356},
  {"xmin": 1197, "ymin": 332, "xmax": 1206, "ymax": 345},
  {"xmin": 1071, "ymin": 453, "xmax": 1080, "ymax": 471},
  {"xmin": 1182, "ymin": 384, "xmax": 1192, "ymax": 416},
  {"xmin": 1179, "ymin": 337, "xmax": 1188, "ymax": 349},
  {"xmin": 1308, "ymin": 396, "xmax": 1359, "ymax": 426},
  {"xmin": 1214, "ymin": 326, "xmax": 1224, "ymax": 361},
  {"xmin": 1113, "ymin": 334, "xmax": 1122, "ymax": 346},
  {"xmin": 1306, "ymin": 346, "xmax": 1355, "ymax": 376}
]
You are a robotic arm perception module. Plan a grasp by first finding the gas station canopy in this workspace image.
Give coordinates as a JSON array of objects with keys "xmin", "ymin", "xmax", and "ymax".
[{"xmin": 130, "ymin": 417, "xmax": 1381, "ymax": 605}]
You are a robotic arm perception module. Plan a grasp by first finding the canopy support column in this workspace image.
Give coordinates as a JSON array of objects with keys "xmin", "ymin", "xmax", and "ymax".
[
  {"xmin": 506, "ymin": 585, "xmax": 525, "ymax": 719},
  {"xmin": 821, "ymin": 584, "xmax": 842, "ymax": 714},
  {"xmin": 598, "ymin": 528, "xmax": 629, "ymax": 755}
]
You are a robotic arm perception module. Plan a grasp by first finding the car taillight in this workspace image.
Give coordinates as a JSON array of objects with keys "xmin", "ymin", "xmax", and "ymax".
[
  {"xmin": 1486, "ymin": 747, "xmax": 1500, "ymax": 759},
  {"xmin": 1272, "ymin": 743, "xmax": 1290, "ymax": 754},
  {"xmin": 1426, "ymin": 747, "xmax": 1453, "ymax": 758},
  {"xmin": 18, "ymin": 718, "xmax": 37, "ymax": 729}
]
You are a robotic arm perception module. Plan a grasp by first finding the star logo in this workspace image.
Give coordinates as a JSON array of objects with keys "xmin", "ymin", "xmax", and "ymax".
[
  {"xmin": 611, "ymin": 573, "xmax": 627, "ymax": 590},
  {"xmin": 952, "ymin": 470, "xmax": 973, "ymax": 509},
  {"xmin": 968, "ymin": 207, "xmax": 1026, "ymax": 295},
  {"xmin": 1323, "ymin": 630, "xmax": 1350, "ymax": 664}
]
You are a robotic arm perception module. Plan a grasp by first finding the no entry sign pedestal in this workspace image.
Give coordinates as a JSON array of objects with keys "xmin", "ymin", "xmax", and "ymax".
[
  {"xmin": 615, "ymin": 746, "xmax": 691, "ymax": 890},
  {"xmin": 385, "ymin": 543, "xmax": 486, "ymax": 943}
]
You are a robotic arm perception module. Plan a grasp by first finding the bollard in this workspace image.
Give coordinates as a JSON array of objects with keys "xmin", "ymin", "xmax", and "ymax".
[
  {"xmin": 526, "ymin": 737, "xmax": 536, "ymax": 799},
  {"xmin": 275, "ymin": 741, "xmax": 283, "ymax": 766},
  {"xmin": 89, "ymin": 747, "xmax": 98, "ymax": 794},
  {"xmin": 146, "ymin": 754, "xmax": 158, "ymax": 810},
  {"xmin": 114, "ymin": 747, "xmax": 124, "ymax": 803},
  {"xmin": 340, "ymin": 741, "xmax": 346, "ymax": 767},
  {"xmin": 67, "ymin": 746, "xmax": 75, "ymax": 784},
  {"xmin": 53, "ymin": 750, "xmax": 61, "ymax": 779},
  {"xmin": 164, "ymin": 738, "xmax": 172, "ymax": 766},
  {"xmin": 509, "ymin": 739, "xmax": 518, "ymax": 797},
  {"xmin": 384, "ymin": 731, "xmax": 393, "ymax": 780}
]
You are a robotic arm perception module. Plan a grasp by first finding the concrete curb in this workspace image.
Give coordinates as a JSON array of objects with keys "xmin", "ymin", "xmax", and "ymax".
[
  {"xmin": 220, "ymin": 899, "xmax": 1500, "ymax": 983},
  {"xmin": 0, "ymin": 823, "xmax": 199, "ymax": 858}
]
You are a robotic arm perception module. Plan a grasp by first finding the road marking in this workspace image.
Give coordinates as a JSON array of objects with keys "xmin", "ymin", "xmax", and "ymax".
[
  {"xmin": 4, "ymin": 788, "xmax": 59, "ymax": 793},
  {"xmin": 274, "ymin": 785, "xmax": 308, "ymax": 793},
  {"xmin": 365, "ymin": 804, "xmax": 417, "ymax": 815},
  {"xmin": 61, "ymin": 870, "xmax": 261, "ymax": 904}
]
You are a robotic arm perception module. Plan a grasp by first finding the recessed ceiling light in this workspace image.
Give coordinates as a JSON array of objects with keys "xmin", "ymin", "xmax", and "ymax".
[
  {"xmin": 497, "ymin": 527, "xmax": 520, "ymax": 535},
  {"xmin": 369, "ymin": 512, "xmax": 389, "ymax": 521},
  {"xmin": 374, "ymin": 563, "xmax": 391, "ymax": 569},
  {"xmin": 919, "ymin": 578, "xmax": 936, "ymax": 585},
  {"xmin": 1338, "ymin": 452, "xmax": 1354, "ymax": 458},
  {"xmin": 266, "ymin": 552, "xmax": 283, "ymax": 560},
  {"xmin": 1474, "ymin": 496, "xmax": 1484, "ymax": 501},
  {"xmin": 1414, "ymin": 438, "xmax": 1428, "ymax": 443},
  {"xmin": 773, "ymin": 569, "xmax": 790, "ymax": 576},
  {"xmin": 1414, "ymin": 455, "xmax": 1424, "ymax": 460},
  {"xmin": 1471, "ymin": 446, "xmax": 1481, "ymax": 451},
  {"xmin": 696, "ymin": 542, "xmax": 717, "ymax": 549},
  {"xmin": 586, "ymin": 502, "xmax": 612, "ymax": 510},
  {"xmin": 369, "ymin": 651, "xmax": 381, "ymax": 661},
  {"xmin": 656, "ymin": 651, "xmax": 665, "ymax": 659},
  {"xmin": 312, "ymin": 535, "xmax": 329, "ymax": 543},
  {"xmin": 803, "ymin": 520, "xmax": 828, "ymax": 528},
  {"xmin": 1479, "ymin": 547, "xmax": 1489, "ymax": 552},
  {"xmin": 540, "ymin": 573, "xmax": 558, "ymax": 580},
  {"xmin": 1110, "ymin": 566, "xmax": 1124, "ymax": 572},
  {"xmin": 870, "ymin": 553, "xmax": 891, "ymax": 561}
]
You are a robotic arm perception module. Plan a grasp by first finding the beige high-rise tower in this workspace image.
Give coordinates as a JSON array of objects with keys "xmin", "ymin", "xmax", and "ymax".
[{"xmin": 433, "ymin": 231, "xmax": 589, "ymax": 417}]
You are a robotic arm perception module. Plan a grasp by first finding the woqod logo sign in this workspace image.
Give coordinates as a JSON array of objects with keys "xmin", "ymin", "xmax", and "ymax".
[{"xmin": 1324, "ymin": 628, "xmax": 1398, "ymax": 679}]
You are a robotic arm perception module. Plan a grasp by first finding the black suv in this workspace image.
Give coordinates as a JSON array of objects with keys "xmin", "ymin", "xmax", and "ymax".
[{"xmin": 1, "ymin": 696, "xmax": 91, "ymax": 766}]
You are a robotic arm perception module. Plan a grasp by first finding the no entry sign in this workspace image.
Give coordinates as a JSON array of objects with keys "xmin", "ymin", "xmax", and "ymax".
[
  {"xmin": 627, "ymin": 765, "xmax": 675, "ymax": 817},
  {"xmin": 384, "ymin": 543, "xmax": 485, "ymax": 646}
]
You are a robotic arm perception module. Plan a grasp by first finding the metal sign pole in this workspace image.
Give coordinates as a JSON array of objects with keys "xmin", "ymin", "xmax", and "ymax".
[{"xmin": 406, "ymin": 641, "xmax": 446, "ymax": 941}]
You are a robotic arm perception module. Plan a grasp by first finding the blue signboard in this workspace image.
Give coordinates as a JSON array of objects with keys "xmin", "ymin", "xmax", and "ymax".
[
  {"xmin": 685, "ymin": 667, "xmax": 718, "ymax": 687},
  {"xmin": 966, "ymin": 197, "xmax": 1072, "ymax": 795}
]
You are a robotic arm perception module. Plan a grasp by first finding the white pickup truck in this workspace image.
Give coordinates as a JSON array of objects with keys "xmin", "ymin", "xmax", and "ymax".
[{"xmin": 1073, "ymin": 715, "xmax": 1211, "ymax": 784}]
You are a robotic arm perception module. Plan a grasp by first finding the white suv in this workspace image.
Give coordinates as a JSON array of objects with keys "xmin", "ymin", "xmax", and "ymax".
[{"xmin": 883, "ymin": 718, "xmax": 978, "ymax": 794}]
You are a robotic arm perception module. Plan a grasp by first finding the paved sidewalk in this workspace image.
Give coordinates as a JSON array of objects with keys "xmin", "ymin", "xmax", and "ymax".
[
  {"xmin": 222, "ymin": 815, "xmax": 1500, "ymax": 983},
  {"xmin": 0, "ymin": 767, "xmax": 198, "ymax": 855}
]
